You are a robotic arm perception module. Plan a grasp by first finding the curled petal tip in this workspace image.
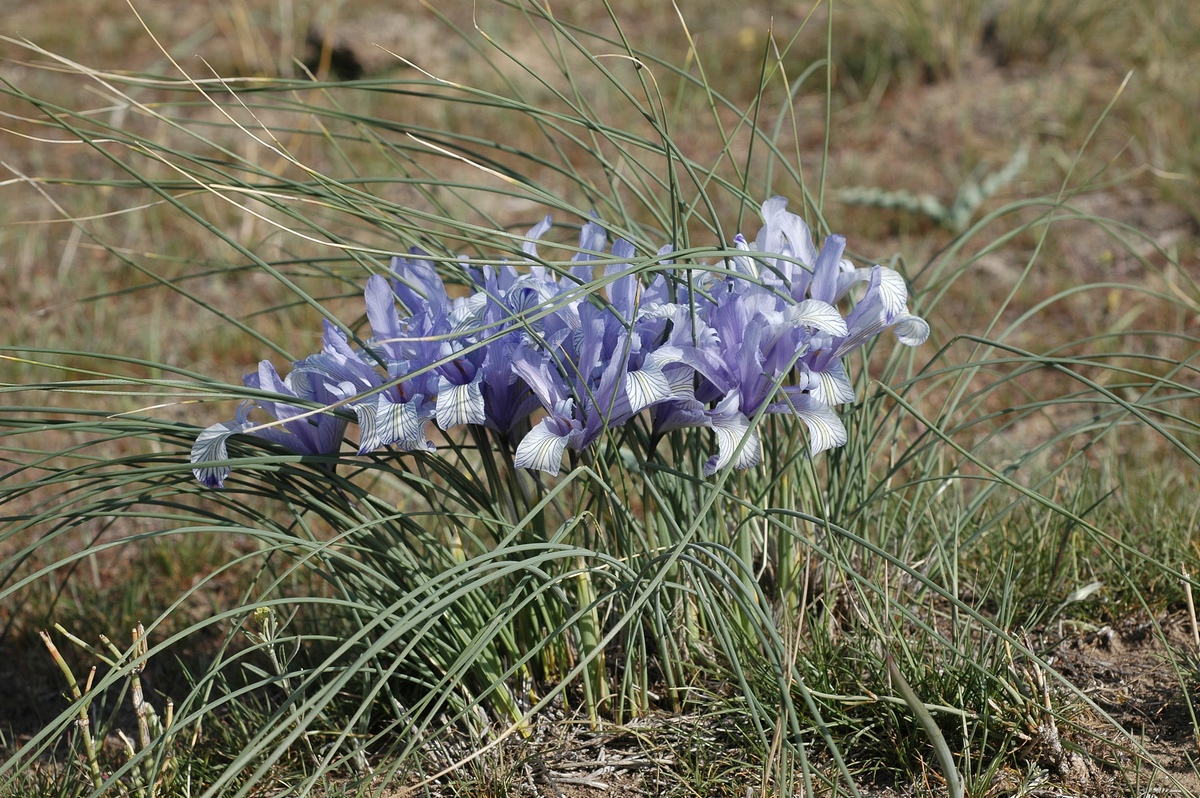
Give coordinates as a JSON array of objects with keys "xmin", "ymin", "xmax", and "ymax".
[
  {"xmin": 191, "ymin": 418, "xmax": 251, "ymax": 488},
  {"xmin": 894, "ymin": 313, "xmax": 930, "ymax": 347}
]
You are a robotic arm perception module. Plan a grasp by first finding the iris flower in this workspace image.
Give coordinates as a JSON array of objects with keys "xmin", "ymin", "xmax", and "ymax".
[
  {"xmin": 192, "ymin": 195, "xmax": 929, "ymax": 485},
  {"xmin": 190, "ymin": 359, "xmax": 351, "ymax": 489}
]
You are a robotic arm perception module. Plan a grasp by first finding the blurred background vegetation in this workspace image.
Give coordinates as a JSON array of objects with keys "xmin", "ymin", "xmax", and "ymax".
[{"xmin": 4, "ymin": 0, "xmax": 1196, "ymax": 380}]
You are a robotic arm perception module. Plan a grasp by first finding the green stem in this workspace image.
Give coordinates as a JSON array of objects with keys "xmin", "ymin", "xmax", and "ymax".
[
  {"xmin": 575, "ymin": 559, "xmax": 609, "ymax": 728},
  {"xmin": 41, "ymin": 631, "xmax": 103, "ymax": 790}
]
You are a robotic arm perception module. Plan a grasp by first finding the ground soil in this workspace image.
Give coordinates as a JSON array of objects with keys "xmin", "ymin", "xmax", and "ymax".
[
  {"xmin": 1043, "ymin": 612, "xmax": 1200, "ymax": 797},
  {"xmin": 388, "ymin": 612, "xmax": 1200, "ymax": 797}
]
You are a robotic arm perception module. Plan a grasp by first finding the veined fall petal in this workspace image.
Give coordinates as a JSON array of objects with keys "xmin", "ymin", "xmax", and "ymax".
[
  {"xmin": 514, "ymin": 401, "xmax": 583, "ymax": 475},
  {"xmin": 354, "ymin": 393, "xmax": 435, "ymax": 454},
  {"xmin": 784, "ymin": 299, "xmax": 850, "ymax": 338},
  {"xmin": 190, "ymin": 408, "xmax": 252, "ymax": 489},
  {"xmin": 808, "ymin": 360, "xmax": 857, "ymax": 406},
  {"xmin": 786, "ymin": 392, "xmax": 848, "ymax": 454},
  {"xmin": 893, "ymin": 312, "xmax": 931, "ymax": 347},
  {"xmin": 436, "ymin": 369, "xmax": 487, "ymax": 430},
  {"xmin": 702, "ymin": 393, "xmax": 763, "ymax": 476}
]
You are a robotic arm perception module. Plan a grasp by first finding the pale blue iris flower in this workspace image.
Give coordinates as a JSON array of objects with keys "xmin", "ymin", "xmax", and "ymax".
[
  {"xmin": 191, "ymin": 196, "xmax": 928, "ymax": 485},
  {"xmin": 190, "ymin": 358, "xmax": 351, "ymax": 488}
]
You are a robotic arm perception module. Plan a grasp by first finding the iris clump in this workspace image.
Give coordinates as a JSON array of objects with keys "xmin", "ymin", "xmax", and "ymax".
[{"xmin": 191, "ymin": 196, "xmax": 929, "ymax": 487}]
